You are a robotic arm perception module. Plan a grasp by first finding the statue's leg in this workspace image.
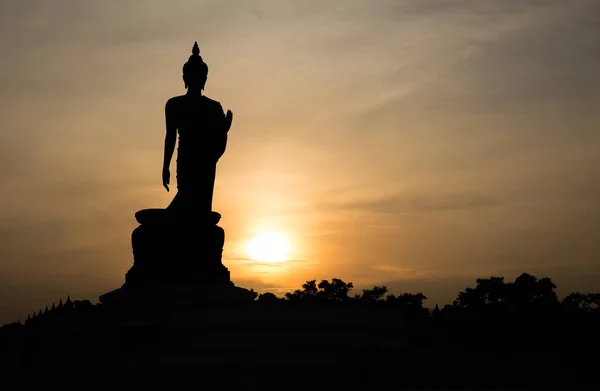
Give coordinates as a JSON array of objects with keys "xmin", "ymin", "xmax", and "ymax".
[
  {"xmin": 187, "ymin": 164, "xmax": 216, "ymax": 214},
  {"xmin": 170, "ymin": 163, "xmax": 217, "ymax": 215},
  {"xmin": 201, "ymin": 164, "xmax": 216, "ymax": 212}
]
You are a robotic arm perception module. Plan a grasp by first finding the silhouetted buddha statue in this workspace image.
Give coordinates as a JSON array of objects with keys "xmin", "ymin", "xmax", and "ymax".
[
  {"xmin": 125, "ymin": 42, "xmax": 237, "ymax": 287},
  {"xmin": 162, "ymin": 41, "xmax": 233, "ymax": 218}
]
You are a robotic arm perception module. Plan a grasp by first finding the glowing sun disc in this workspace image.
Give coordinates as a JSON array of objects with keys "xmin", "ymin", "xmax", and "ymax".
[{"xmin": 247, "ymin": 232, "xmax": 291, "ymax": 262}]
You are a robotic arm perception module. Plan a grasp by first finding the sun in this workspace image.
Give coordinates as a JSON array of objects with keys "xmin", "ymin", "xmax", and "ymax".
[{"xmin": 247, "ymin": 231, "xmax": 291, "ymax": 262}]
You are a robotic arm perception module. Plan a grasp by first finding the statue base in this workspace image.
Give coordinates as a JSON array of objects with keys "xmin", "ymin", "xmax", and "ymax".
[
  {"xmin": 99, "ymin": 283, "xmax": 258, "ymax": 328},
  {"xmin": 103, "ymin": 208, "xmax": 257, "ymax": 325},
  {"xmin": 124, "ymin": 208, "xmax": 231, "ymax": 287}
]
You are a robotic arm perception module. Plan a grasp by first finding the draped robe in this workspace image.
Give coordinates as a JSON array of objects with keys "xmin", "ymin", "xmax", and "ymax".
[{"xmin": 165, "ymin": 94, "xmax": 228, "ymax": 216}]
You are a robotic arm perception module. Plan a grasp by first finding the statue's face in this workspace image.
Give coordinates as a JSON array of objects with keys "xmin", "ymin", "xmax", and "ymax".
[{"xmin": 183, "ymin": 73, "xmax": 207, "ymax": 90}]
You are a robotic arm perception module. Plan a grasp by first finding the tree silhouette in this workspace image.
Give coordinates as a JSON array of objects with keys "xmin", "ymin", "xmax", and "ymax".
[
  {"xmin": 588, "ymin": 293, "xmax": 600, "ymax": 311},
  {"xmin": 284, "ymin": 279, "xmax": 318, "ymax": 301},
  {"xmin": 359, "ymin": 285, "xmax": 388, "ymax": 303},
  {"xmin": 302, "ymin": 280, "xmax": 318, "ymax": 296},
  {"xmin": 284, "ymin": 278, "xmax": 354, "ymax": 302},
  {"xmin": 455, "ymin": 273, "xmax": 559, "ymax": 312},
  {"xmin": 257, "ymin": 292, "xmax": 280, "ymax": 303},
  {"xmin": 508, "ymin": 274, "xmax": 558, "ymax": 311},
  {"xmin": 316, "ymin": 278, "xmax": 354, "ymax": 302},
  {"xmin": 386, "ymin": 293, "xmax": 428, "ymax": 315},
  {"xmin": 562, "ymin": 292, "xmax": 600, "ymax": 312}
]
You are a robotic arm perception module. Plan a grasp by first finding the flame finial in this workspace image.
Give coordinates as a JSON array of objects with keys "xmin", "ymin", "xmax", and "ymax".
[{"xmin": 192, "ymin": 41, "xmax": 200, "ymax": 56}]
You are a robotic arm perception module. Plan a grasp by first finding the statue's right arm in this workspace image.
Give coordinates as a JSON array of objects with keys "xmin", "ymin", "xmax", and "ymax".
[{"xmin": 163, "ymin": 99, "xmax": 177, "ymax": 172}]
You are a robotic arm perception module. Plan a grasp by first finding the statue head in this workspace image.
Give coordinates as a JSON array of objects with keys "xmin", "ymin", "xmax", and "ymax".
[{"xmin": 183, "ymin": 42, "xmax": 208, "ymax": 90}]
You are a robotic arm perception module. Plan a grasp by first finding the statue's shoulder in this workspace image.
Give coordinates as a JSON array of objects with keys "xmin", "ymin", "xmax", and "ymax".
[
  {"xmin": 202, "ymin": 95, "xmax": 224, "ymax": 110},
  {"xmin": 166, "ymin": 95, "xmax": 186, "ymax": 108}
]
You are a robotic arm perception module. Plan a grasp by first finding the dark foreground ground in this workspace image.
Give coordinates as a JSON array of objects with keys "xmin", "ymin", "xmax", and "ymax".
[
  {"xmin": 2, "ymin": 350, "xmax": 578, "ymax": 388},
  {"xmin": 1, "ymin": 302, "xmax": 597, "ymax": 388},
  {"xmin": 4, "ymin": 347, "xmax": 590, "ymax": 389}
]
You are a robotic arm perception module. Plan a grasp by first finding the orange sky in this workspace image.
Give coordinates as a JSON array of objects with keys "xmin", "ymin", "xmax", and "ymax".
[{"xmin": 1, "ymin": 0, "xmax": 600, "ymax": 324}]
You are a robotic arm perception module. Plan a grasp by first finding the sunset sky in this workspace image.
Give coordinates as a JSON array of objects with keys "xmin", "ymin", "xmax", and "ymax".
[{"xmin": 1, "ymin": 0, "xmax": 599, "ymax": 324}]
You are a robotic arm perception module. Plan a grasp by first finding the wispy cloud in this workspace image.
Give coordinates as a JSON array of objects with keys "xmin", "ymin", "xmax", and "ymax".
[
  {"xmin": 224, "ymin": 256, "xmax": 315, "ymax": 272},
  {"xmin": 317, "ymin": 192, "xmax": 498, "ymax": 215}
]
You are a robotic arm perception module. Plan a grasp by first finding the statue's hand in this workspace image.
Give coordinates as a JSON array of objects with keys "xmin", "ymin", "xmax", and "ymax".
[
  {"xmin": 225, "ymin": 109, "xmax": 233, "ymax": 132},
  {"xmin": 162, "ymin": 168, "xmax": 170, "ymax": 192}
]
